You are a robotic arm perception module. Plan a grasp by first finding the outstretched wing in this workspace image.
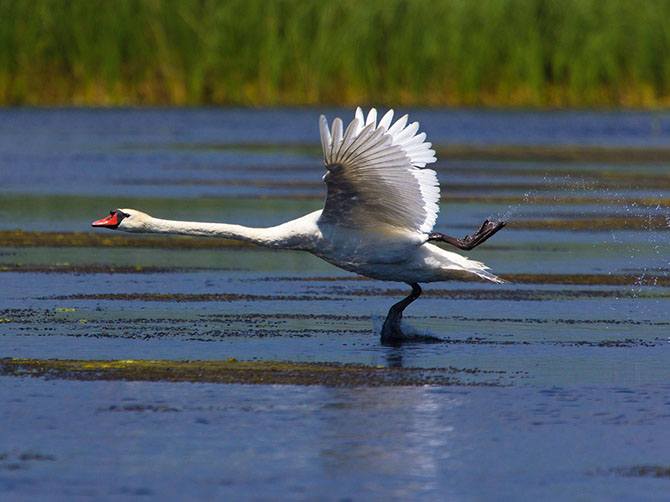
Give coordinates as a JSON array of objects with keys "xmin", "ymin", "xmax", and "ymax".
[{"xmin": 318, "ymin": 107, "xmax": 439, "ymax": 234}]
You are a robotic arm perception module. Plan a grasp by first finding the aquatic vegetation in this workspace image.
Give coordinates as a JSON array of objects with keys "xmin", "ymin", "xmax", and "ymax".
[
  {"xmin": 0, "ymin": 451, "xmax": 55, "ymax": 472},
  {"xmin": 1, "ymin": 0, "xmax": 669, "ymax": 106},
  {"xmin": 609, "ymin": 465, "xmax": 670, "ymax": 479},
  {"xmin": 0, "ymin": 358, "xmax": 500, "ymax": 386},
  {"xmin": 0, "ymin": 230, "xmax": 250, "ymax": 249}
]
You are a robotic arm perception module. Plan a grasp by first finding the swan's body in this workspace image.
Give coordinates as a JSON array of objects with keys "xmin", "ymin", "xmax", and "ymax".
[{"xmin": 93, "ymin": 108, "xmax": 505, "ymax": 340}]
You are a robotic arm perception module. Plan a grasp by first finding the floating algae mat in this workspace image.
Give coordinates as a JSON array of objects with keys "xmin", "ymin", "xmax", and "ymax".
[{"xmin": 0, "ymin": 358, "xmax": 499, "ymax": 387}]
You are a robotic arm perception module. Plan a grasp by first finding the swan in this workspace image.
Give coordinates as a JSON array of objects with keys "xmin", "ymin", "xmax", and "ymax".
[{"xmin": 92, "ymin": 108, "xmax": 505, "ymax": 341}]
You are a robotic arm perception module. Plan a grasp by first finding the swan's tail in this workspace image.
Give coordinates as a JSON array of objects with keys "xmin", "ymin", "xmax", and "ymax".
[
  {"xmin": 429, "ymin": 243, "xmax": 507, "ymax": 284},
  {"xmin": 468, "ymin": 263, "xmax": 507, "ymax": 284},
  {"xmin": 445, "ymin": 255, "xmax": 506, "ymax": 284}
]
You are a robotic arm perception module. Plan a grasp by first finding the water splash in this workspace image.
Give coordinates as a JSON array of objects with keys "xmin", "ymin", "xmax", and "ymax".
[
  {"xmin": 371, "ymin": 315, "xmax": 441, "ymax": 343},
  {"xmin": 488, "ymin": 173, "xmax": 668, "ymax": 318}
]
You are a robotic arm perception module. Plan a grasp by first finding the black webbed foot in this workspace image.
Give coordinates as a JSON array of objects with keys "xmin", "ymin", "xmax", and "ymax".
[{"xmin": 428, "ymin": 219, "xmax": 506, "ymax": 251}]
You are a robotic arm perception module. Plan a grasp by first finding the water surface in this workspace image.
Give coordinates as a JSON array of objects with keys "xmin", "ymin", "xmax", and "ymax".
[{"xmin": 1, "ymin": 108, "xmax": 669, "ymax": 500}]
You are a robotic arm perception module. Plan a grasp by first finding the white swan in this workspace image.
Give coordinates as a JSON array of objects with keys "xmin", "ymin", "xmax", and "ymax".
[{"xmin": 92, "ymin": 108, "xmax": 505, "ymax": 341}]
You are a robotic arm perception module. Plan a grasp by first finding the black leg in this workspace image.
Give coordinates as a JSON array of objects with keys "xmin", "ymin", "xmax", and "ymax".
[
  {"xmin": 428, "ymin": 219, "xmax": 506, "ymax": 251},
  {"xmin": 381, "ymin": 283, "xmax": 422, "ymax": 341}
]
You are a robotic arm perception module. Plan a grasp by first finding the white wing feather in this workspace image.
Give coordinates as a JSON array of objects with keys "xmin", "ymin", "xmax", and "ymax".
[{"xmin": 318, "ymin": 107, "xmax": 439, "ymax": 234}]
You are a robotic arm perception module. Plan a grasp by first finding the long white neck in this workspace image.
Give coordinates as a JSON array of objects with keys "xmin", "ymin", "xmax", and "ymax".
[{"xmin": 131, "ymin": 211, "xmax": 322, "ymax": 250}]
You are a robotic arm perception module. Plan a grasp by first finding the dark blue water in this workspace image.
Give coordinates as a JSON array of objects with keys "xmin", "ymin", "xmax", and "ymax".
[
  {"xmin": 1, "ymin": 108, "xmax": 669, "ymax": 500},
  {"xmin": 2, "ymin": 377, "xmax": 669, "ymax": 501}
]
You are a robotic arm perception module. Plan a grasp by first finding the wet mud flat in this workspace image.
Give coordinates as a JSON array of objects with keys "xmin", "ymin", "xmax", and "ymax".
[{"xmin": 1, "ymin": 108, "xmax": 670, "ymax": 500}]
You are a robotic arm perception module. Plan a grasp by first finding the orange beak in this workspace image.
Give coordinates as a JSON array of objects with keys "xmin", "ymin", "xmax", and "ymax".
[{"xmin": 91, "ymin": 213, "xmax": 119, "ymax": 227}]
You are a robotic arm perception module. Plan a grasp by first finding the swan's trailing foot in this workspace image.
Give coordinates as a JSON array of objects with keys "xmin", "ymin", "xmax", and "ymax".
[{"xmin": 428, "ymin": 219, "xmax": 506, "ymax": 251}]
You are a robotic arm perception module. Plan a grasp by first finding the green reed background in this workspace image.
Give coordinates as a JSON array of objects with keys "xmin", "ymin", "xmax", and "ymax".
[{"xmin": 1, "ymin": 0, "xmax": 669, "ymax": 107}]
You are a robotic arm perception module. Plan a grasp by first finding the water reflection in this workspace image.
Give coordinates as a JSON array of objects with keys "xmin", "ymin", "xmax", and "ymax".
[
  {"xmin": 384, "ymin": 346, "xmax": 405, "ymax": 367},
  {"xmin": 316, "ymin": 386, "xmax": 462, "ymax": 497}
]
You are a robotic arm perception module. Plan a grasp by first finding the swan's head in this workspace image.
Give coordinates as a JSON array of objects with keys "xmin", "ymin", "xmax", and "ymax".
[{"xmin": 91, "ymin": 208, "xmax": 150, "ymax": 232}]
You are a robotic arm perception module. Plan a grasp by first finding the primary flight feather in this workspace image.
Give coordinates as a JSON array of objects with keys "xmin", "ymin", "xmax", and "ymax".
[{"xmin": 318, "ymin": 108, "xmax": 439, "ymax": 234}]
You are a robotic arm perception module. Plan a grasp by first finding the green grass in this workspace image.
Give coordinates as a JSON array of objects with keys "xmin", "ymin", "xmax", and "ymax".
[{"xmin": 1, "ymin": 0, "xmax": 669, "ymax": 107}]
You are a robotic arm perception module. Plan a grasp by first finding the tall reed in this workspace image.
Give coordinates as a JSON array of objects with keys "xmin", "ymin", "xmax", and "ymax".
[{"xmin": 0, "ymin": 0, "xmax": 668, "ymax": 106}]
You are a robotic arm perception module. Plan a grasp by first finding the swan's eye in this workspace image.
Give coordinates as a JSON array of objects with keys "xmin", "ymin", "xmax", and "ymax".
[{"xmin": 111, "ymin": 210, "xmax": 130, "ymax": 225}]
